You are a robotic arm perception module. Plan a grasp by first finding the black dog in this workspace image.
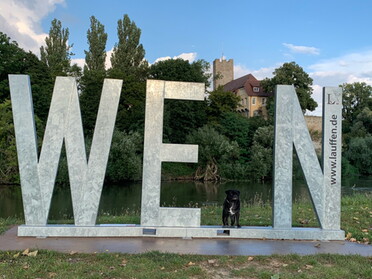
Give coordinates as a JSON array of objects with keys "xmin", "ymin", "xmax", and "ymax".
[{"xmin": 222, "ymin": 189, "xmax": 241, "ymax": 228}]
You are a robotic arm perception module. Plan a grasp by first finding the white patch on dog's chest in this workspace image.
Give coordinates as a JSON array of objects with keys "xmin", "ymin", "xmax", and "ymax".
[{"xmin": 229, "ymin": 206, "xmax": 235, "ymax": 215}]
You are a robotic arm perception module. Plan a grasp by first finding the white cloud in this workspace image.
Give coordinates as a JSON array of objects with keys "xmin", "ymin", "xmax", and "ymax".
[
  {"xmin": 153, "ymin": 52, "xmax": 197, "ymax": 64},
  {"xmin": 71, "ymin": 58, "xmax": 85, "ymax": 69},
  {"xmin": 234, "ymin": 64, "xmax": 277, "ymax": 80},
  {"xmin": 105, "ymin": 48, "xmax": 114, "ymax": 69},
  {"xmin": 309, "ymin": 50, "xmax": 372, "ymax": 86},
  {"xmin": 306, "ymin": 49, "xmax": 372, "ymax": 115},
  {"xmin": 0, "ymin": 0, "xmax": 65, "ymax": 55},
  {"xmin": 283, "ymin": 43, "xmax": 320, "ymax": 55}
]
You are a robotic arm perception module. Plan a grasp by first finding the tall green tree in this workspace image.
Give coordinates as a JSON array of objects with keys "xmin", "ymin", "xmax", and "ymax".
[
  {"xmin": 80, "ymin": 16, "xmax": 108, "ymax": 136},
  {"xmin": 110, "ymin": 14, "xmax": 146, "ymax": 77},
  {"xmin": 261, "ymin": 62, "xmax": 317, "ymax": 114},
  {"xmin": 0, "ymin": 32, "xmax": 53, "ymax": 123},
  {"xmin": 149, "ymin": 58, "xmax": 211, "ymax": 86},
  {"xmin": 40, "ymin": 19, "xmax": 78, "ymax": 78},
  {"xmin": 149, "ymin": 59, "xmax": 210, "ymax": 143},
  {"xmin": 0, "ymin": 100, "xmax": 44, "ymax": 183},
  {"xmin": 207, "ymin": 86, "xmax": 241, "ymax": 123},
  {"xmin": 108, "ymin": 14, "xmax": 148, "ymax": 133},
  {"xmin": 0, "ymin": 100, "xmax": 18, "ymax": 183},
  {"xmin": 341, "ymin": 82, "xmax": 372, "ymax": 131},
  {"xmin": 84, "ymin": 16, "xmax": 107, "ymax": 73}
]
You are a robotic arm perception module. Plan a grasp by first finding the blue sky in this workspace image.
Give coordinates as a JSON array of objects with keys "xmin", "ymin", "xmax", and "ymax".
[{"xmin": 1, "ymin": 0, "xmax": 372, "ymax": 115}]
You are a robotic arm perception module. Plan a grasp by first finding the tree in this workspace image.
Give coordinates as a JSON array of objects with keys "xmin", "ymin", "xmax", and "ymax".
[
  {"xmin": 215, "ymin": 112, "xmax": 269, "ymax": 163},
  {"xmin": 80, "ymin": 16, "xmax": 108, "ymax": 136},
  {"xmin": 0, "ymin": 32, "xmax": 53, "ymax": 123},
  {"xmin": 349, "ymin": 107, "xmax": 372, "ymax": 138},
  {"xmin": 40, "ymin": 19, "xmax": 79, "ymax": 77},
  {"xmin": 345, "ymin": 135, "xmax": 372, "ymax": 175},
  {"xmin": 0, "ymin": 100, "xmax": 44, "ymax": 183},
  {"xmin": 110, "ymin": 14, "xmax": 146, "ymax": 77},
  {"xmin": 207, "ymin": 86, "xmax": 241, "ymax": 123},
  {"xmin": 105, "ymin": 130, "xmax": 143, "ymax": 182},
  {"xmin": 0, "ymin": 100, "xmax": 18, "ymax": 183},
  {"xmin": 149, "ymin": 58, "xmax": 211, "ymax": 86},
  {"xmin": 249, "ymin": 125, "xmax": 274, "ymax": 181},
  {"xmin": 341, "ymin": 82, "xmax": 372, "ymax": 131},
  {"xmin": 84, "ymin": 16, "xmax": 107, "ymax": 73},
  {"xmin": 261, "ymin": 62, "xmax": 317, "ymax": 113},
  {"xmin": 108, "ymin": 14, "xmax": 148, "ymax": 133},
  {"xmin": 149, "ymin": 59, "xmax": 211, "ymax": 143},
  {"xmin": 186, "ymin": 125, "xmax": 240, "ymax": 181}
]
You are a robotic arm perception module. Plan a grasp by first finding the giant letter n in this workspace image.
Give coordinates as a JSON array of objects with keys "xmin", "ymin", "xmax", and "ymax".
[{"xmin": 273, "ymin": 85, "xmax": 342, "ymax": 231}]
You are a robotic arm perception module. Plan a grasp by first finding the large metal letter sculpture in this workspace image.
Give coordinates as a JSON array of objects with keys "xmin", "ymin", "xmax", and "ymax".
[
  {"xmin": 9, "ymin": 76, "xmax": 344, "ymax": 240},
  {"xmin": 141, "ymin": 80, "xmax": 204, "ymax": 227},
  {"xmin": 9, "ymin": 75, "xmax": 122, "ymax": 226},
  {"xmin": 273, "ymin": 85, "xmax": 343, "ymax": 231}
]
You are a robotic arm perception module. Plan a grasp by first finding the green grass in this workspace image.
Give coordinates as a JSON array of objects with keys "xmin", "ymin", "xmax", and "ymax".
[
  {"xmin": 1, "ymin": 193, "xmax": 371, "ymax": 244},
  {"xmin": 0, "ymin": 251, "xmax": 371, "ymax": 279},
  {"xmin": 0, "ymin": 217, "xmax": 23, "ymax": 234}
]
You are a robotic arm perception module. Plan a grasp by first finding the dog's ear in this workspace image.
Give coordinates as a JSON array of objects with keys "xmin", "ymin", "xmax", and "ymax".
[
  {"xmin": 225, "ymin": 190, "xmax": 231, "ymax": 195},
  {"xmin": 236, "ymin": 190, "xmax": 240, "ymax": 195}
]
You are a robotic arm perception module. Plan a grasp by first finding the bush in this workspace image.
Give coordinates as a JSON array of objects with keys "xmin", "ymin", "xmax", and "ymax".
[
  {"xmin": 105, "ymin": 130, "xmax": 143, "ymax": 182},
  {"xmin": 345, "ymin": 135, "xmax": 372, "ymax": 175},
  {"xmin": 186, "ymin": 125, "xmax": 240, "ymax": 181},
  {"xmin": 248, "ymin": 125, "xmax": 274, "ymax": 181},
  {"xmin": 341, "ymin": 156, "xmax": 359, "ymax": 178},
  {"xmin": 220, "ymin": 162, "xmax": 249, "ymax": 180}
]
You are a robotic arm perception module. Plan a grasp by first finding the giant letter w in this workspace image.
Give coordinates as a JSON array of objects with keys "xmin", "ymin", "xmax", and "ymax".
[{"xmin": 9, "ymin": 75, "xmax": 122, "ymax": 226}]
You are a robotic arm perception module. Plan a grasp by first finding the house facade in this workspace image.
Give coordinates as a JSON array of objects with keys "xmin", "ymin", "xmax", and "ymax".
[{"xmin": 213, "ymin": 58, "xmax": 272, "ymax": 118}]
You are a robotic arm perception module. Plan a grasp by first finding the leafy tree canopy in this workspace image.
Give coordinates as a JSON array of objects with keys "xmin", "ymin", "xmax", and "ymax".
[
  {"xmin": 149, "ymin": 58, "xmax": 211, "ymax": 87},
  {"xmin": 341, "ymin": 82, "xmax": 372, "ymax": 129},
  {"xmin": 149, "ymin": 58, "xmax": 211, "ymax": 143},
  {"xmin": 261, "ymin": 62, "xmax": 317, "ymax": 113},
  {"xmin": 80, "ymin": 16, "xmax": 108, "ymax": 136},
  {"xmin": 40, "ymin": 19, "xmax": 78, "ymax": 77},
  {"xmin": 186, "ymin": 125, "xmax": 239, "ymax": 181},
  {"xmin": 84, "ymin": 16, "xmax": 107, "ymax": 73},
  {"xmin": 345, "ymin": 135, "xmax": 372, "ymax": 175},
  {"xmin": 0, "ymin": 31, "xmax": 53, "ymax": 123},
  {"xmin": 110, "ymin": 14, "xmax": 147, "ymax": 78},
  {"xmin": 207, "ymin": 86, "xmax": 241, "ymax": 123}
]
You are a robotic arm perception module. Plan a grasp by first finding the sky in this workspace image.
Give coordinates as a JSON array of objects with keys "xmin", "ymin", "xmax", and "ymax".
[{"xmin": 1, "ymin": 0, "xmax": 372, "ymax": 115}]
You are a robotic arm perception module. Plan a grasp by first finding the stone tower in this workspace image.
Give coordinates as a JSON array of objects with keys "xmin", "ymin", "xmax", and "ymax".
[{"xmin": 213, "ymin": 58, "xmax": 234, "ymax": 90}]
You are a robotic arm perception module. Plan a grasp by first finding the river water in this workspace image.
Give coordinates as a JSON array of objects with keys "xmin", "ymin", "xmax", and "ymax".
[{"xmin": 0, "ymin": 177, "xmax": 371, "ymax": 219}]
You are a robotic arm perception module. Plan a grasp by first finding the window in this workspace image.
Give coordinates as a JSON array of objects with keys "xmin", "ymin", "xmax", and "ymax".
[
  {"xmin": 252, "ymin": 97, "xmax": 256, "ymax": 105},
  {"xmin": 262, "ymin": 97, "xmax": 266, "ymax": 105},
  {"xmin": 245, "ymin": 98, "xmax": 248, "ymax": 106},
  {"xmin": 253, "ymin": 87, "xmax": 260, "ymax": 93}
]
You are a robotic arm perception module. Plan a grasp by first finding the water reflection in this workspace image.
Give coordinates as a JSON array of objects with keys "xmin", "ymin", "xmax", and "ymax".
[{"xmin": 0, "ymin": 176, "xmax": 371, "ymax": 219}]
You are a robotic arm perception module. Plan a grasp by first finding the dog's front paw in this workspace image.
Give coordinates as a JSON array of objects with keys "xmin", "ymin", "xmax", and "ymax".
[{"xmin": 237, "ymin": 225, "xmax": 241, "ymax": 228}]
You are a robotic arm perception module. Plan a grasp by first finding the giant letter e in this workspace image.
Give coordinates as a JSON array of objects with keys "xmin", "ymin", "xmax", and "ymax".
[{"xmin": 141, "ymin": 80, "xmax": 204, "ymax": 227}]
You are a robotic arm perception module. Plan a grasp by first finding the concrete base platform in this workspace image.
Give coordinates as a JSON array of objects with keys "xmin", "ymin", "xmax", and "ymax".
[
  {"xmin": 18, "ymin": 224, "xmax": 345, "ymax": 241},
  {"xmin": 1, "ymin": 226, "xmax": 371, "ymax": 256}
]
